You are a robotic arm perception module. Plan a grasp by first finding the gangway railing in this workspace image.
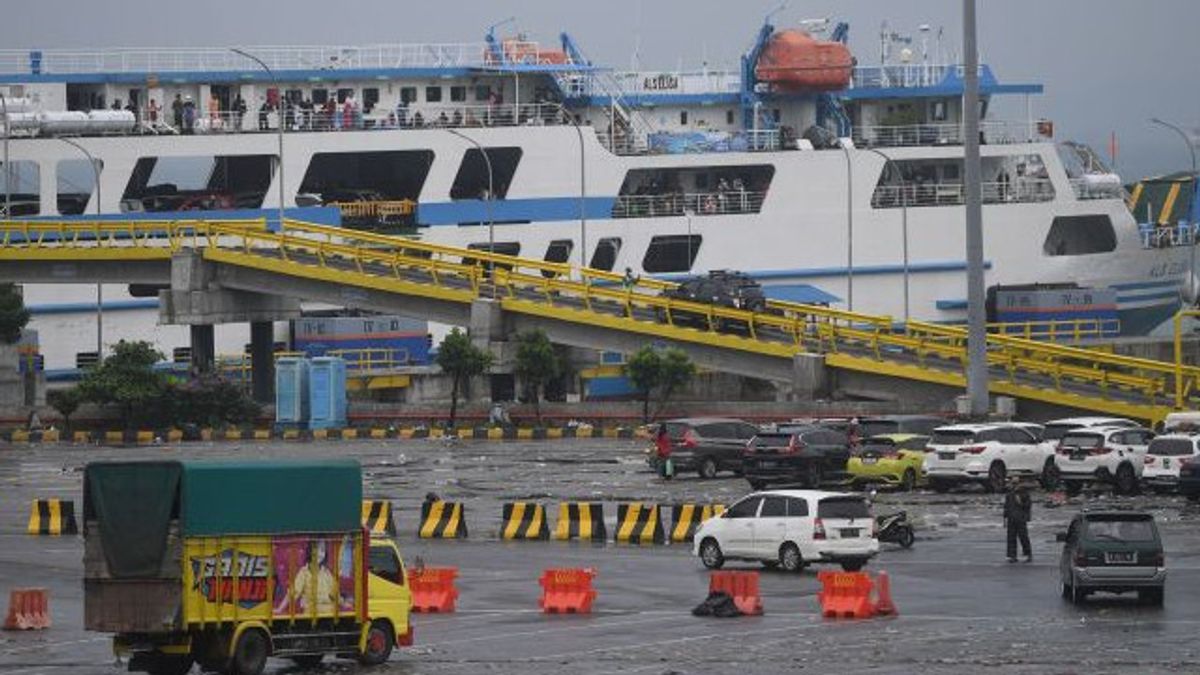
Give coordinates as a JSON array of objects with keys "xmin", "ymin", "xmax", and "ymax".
[{"xmin": 1, "ymin": 217, "xmax": 1196, "ymax": 423}]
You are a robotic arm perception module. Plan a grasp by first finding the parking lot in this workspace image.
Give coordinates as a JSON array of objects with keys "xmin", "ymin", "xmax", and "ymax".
[{"xmin": 4, "ymin": 437, "xmax": 1200, "ymax": 674}]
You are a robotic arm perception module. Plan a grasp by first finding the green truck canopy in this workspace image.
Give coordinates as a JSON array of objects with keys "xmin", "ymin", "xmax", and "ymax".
[{"xmin": 84, "ymin": 459, "xmax": 362, "ymax": 578}]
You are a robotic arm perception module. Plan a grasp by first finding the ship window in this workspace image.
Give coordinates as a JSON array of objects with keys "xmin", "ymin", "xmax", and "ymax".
[
  {"xmin": 590, "ymin": 237, "xmax": 622, "ymax": 271},
  {"xmin": 680, "ymin": 111, "xmax": 688, "ymax": 126},
  {"xmin": 614, "ymin": 165, "xmax": 774, "ymax": 218},
  {"xmin": 726, "ymin": 110, "xmax": 735, "ymax": 125},
  {"xmin": 1043, "ymin": 215, "xmax": 1116, "ymax": 256},
  {"xmin": 425, "ymin": 86, "xmax": 442, "ymax": 103},
  {"xmin": 119, "ymin": 155, "xmax": 274, "ymax": 213},
  {"xmin": 312, "ymin": 89, "xmax": 328, "ymax": 105},
  {"xmin": 474, "ymin": 85, "xmax": 492, "ymax": 101},
  {"xmin": 450, "ymin": 147, "xmax": 521, "ymax": 200},
  {"xmin": 464, "ymin": 242, "xmax": 521, "ymax": 272},
  {"xmin": 337, "ymin": 88, "xmax": 353, "ymax": 103},
  {"xmin": 643, "ymin": 235, "xmax": 702, "ymax": 273},
  {"xmin": 400, "ymin": 87, "xmax": 417, "ymax": 104},
  {"xmin": 871, "ymin": 154, "xmax": 1054, "ymax": 208},
  {"xmin": 363, "ymin": 88, "xmax": 380, "ymax": 113},
  {"xmin": 0, "ymin": 160, "xmax": 40, "ymax": 216},
  {"xmin": 542, "ymin": 239, "xmax": 574, "ymax": 277},
  {"xmin": 450, "ymin": 86, "xmax": 467, "ymax": 103},
  {"xmin": 57, "ymin": 158, "xmax": 103, "ymax": 216},
  {"xmin": 298, "ymin": 150, "xmax": 434, "ymax": 205}
]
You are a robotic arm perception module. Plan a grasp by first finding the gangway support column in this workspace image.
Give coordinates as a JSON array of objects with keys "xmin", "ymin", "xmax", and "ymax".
[
  {"xmin": 250, "ymin": 321, "xmax": 274, "ymax": 403},
  {"xmin": 190, "ymin": 325, "xmax": 215, "ymax": 374}
]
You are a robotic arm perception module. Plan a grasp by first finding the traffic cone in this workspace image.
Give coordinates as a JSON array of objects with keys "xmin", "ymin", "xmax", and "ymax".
[{"xmin": 873, "ymin": 571, "xmax": 897, "ymax": 616}]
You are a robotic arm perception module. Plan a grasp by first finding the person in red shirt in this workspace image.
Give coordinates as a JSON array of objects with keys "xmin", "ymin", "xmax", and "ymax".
[{"xmin": 655, "ymin": 424, "xmax": 674, "ymax": 479}]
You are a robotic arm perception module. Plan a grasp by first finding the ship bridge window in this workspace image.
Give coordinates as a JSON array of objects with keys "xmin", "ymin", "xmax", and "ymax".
[
  {"xmin": 614, "ymin": 165, "xmax": 774, "ymax": 219},
  {"xmin": 590, "ymin": 237, "xmax": 622, "ymax": 271},
  {"xmin": 450, "ymin": 147, "xmax": 522, "ymax": 200},
  {"xmin": 297, "ymin": 150, "xmax": 434, "ymax": 207},
  {"xmin": 400, "ymin": 87, "xmax": 417, "ymax": 104},
  {"xmin": 426, "ymin": 86, "xmax": 442, "ymax": 103},
  {"xmin": 1043, "ymin": 215, "xmax": 1116, "ymax": 256},
  {"xmin": 871, "ymin": 154, "xmax": 1055, "ymax": 209},
  {"xmin": 0, "ymin": 160, "xmax": 40, "ymax": 216},
  {"xmin": 643, "ymin": 235, "xmax": 702, "ymax": 273},
  {"xmin": 450, "ymin": 86, "xmax": 467, "ymax": 103},
  {"xmin": 57, "ymin": 159, "xmax": 103, "ymax": 216},
  {"xmin": 119, "ymin": 155, "xmax": 273, "ymax": 213}
]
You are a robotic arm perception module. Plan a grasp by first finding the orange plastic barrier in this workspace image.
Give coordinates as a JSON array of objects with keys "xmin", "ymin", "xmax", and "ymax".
[
  {"xmin": 407, "ymin": 567, "xmax": 459, "ymax": 613},
  {"xmin": 708, "ymin": 570, "xmax": 763, "ymax": 616},
  {"xmin": 816, "ymin": 571, "xmax": 875, "ymax": 619},
  {"xmin": 873, "ymin": 571, "xmax": 897, "ymax": 617},
  {"xmin": 3, "ymin": 588, "xmax": 50, "ymax": 630},
  {"xmin": 538, "ymin": 568, "xmax": 597, "ymax": 614}
]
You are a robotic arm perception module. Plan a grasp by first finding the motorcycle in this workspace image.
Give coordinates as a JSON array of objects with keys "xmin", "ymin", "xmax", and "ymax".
[{"xmin": 876, "ymin": 510, "xmax": 915, "ymax": 548}]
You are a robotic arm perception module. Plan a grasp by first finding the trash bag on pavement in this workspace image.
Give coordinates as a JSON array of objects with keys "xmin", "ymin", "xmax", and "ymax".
[{"xmin": 692, "ymin": 591, "xmax": 742, "ymax": 618}]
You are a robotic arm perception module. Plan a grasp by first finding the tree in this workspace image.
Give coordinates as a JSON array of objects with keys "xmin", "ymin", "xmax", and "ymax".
[
  {"xmin": 0, "ymin": 283, "xmax": 30, "ymax": 345},
  {"xmin": 46, "ymin": 387, "xmax": 83, "ymax": 434},
  {"xmin": 79, "ymin": 340, "xmax": 167, "ymax": 431},
  {"xmin": 624, "ymin": 345, "xmax": 697, "ymax": 422},
  {"xmin": 435, "ymin": 328, "xmax": 494, "ymax": 428},
  {"xmin": 513, "ymin": 329, "xmax": 562, "ymax": 424}
]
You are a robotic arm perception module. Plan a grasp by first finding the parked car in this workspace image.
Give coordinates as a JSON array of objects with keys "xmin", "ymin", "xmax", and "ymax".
[
  {"xmin": 1058, "ymin": 511, "xmax": 1165, "ymax": 606},
  {"xmin": 1053, "ymin": 426, "xmax": 1153, "ymax": 495},
  {"xmin": 693, "ymin": 490, "xmax": 879, "ymax": 572},
  {"xmin": 923, "ymin": 423, "xmax": 1057, "ymax": 492},
  {"xmin": 743, "ymin": 426, "xmax": 851, "ymax": 489},
  {"xmin": 649, "ymin": 418, "xmax": 761, "ymax": 479},
  {"xmin": 846, "ymin": 434, "xmax": 930, "ymax": 491},
  {"xmin": 1042, "ymin": 416, "xmax": 1138, "ymax": 441},
  {"xmin": 1143, "ymin": 433, "xmax": 1200, "ymax": 492}
]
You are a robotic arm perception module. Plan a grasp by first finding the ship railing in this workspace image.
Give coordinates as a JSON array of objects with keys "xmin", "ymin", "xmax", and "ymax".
[
  {"xmin": 1069, "ymin": 177, "xmax": 1125, "ymax": 201},
  {"xmin": 987, "ymin": 318, "xmax": 1122, "ymax": 344},
  {"xmin": 871, "ymin": 179, "xmax": 1056, "ymax": 208},
  {"xmin": 0, "ymin": 42, "xmax": 506, "ymax": 75},
  {"xmin": 851, "ymin": 63, "xmax": 971, "ymax": 89},
  {"xmin": 852, "ymin": 120, "xmax": 1041, "ymax": 148},
  {"xmin": 1139, "ymin": 222, "xmax": 1198, "ymax": 250},
  {"xmin": 612, "ymin": 191, "xmax": 767, "ymax": 219}
]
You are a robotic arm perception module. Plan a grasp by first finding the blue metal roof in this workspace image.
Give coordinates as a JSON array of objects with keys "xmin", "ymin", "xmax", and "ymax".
[{"xmin": 762, "ymin": 283, "xmax": 841, "ymax": 305}]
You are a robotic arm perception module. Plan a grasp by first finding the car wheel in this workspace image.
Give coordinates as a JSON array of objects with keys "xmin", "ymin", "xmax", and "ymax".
[
  {"xmin": 1114, "ymin": 464, "xmax": 1137, "ymax": 496},
  {"xmin": 900, "ymin": 469, "xmax": 917, "ymax": 492},
  {"xmin": 779, "ymin": 543, "xmax": 804, "ymax": 573},
  {"xmin": 1060, "ymin": 581, "xmax": 1072, "ymax": 600},
  {"xmin": 897, "ymin": 526, "xmax": 915, "ymax": 549},
  {"xmin": 1139, "ymin": 587, "xmax": 1164, "ymax": 607},
  {"xmin": 700, "ymin": 538, "xmax": 725, "ymax": 569},
  {"xmin": 1040, "ymin": 459, "xmax": 1060, "ymax": 490},
  {"xmin": 840, "ymin": 560, "xmax": 865, "ymax": 572},
  {"xmin": 358, "ymin": 619, "xmax": 394, "ymax": 666},
  {"xmin": 987, "ymin": 462, "xmax": 1007, "ymax": 493},
  {"xmin": 804, "ymin": 463, "xmax": 824, "ymax": 489},
  {"xmin": 748, "ymin": 479, "xmax": 767, "ymax": 491},
  {"xmin": 699, "ymin": 457, "xmax": 718, "ymax": 480}
]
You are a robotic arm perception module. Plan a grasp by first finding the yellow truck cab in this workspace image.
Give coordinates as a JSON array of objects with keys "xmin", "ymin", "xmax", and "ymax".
[{"xmin": 82, "ymin": 459, "xmax": 411, "ymax": 675}]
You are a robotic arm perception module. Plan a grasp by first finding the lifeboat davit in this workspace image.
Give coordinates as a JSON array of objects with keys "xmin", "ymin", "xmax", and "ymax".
[{"xmin": 755, "ymin": 30, "xmax": 853, "ymax": 91}]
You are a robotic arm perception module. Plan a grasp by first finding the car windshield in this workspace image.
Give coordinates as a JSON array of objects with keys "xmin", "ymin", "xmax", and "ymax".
[
  {"xmin": 858, "ymin": 420, "xmax": 898, "ymax": 437},
  {"xmin": 1043, "ymin": 424, "xmax": 1079, "ymax": 441},
  {"xmin": 751, "ymin": 433, "xmax": 792, "ymax": 448},
  {"xmin": 817, "ymin": 497, "xmax": 870, "ymax": 519},
  {"xmin": 1148, "ymin": 438, "xmax": 1196, "ymax": 456},
  {"xmin": 931, "ymin": 429, "xmax": 975, "ymax": 445},
  {"xmin": 858, "ymin": 439, "xmax": 896, "ymax": 456},
  {"xmin": 1059, "ymin": 433, "xmax": 1104, "ymax": 449},
  {"xmin": 1084, "ymin": 518, "xmax": 1156, "ymax": 542}
]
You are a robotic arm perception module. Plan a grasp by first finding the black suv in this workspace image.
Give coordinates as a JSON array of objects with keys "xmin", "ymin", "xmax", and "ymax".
[
  {"xmin": 742, "ymin": 426, "xmax": 851, "ymax": 489},
  {"xmin": 653, "ymin": 418, "xmax": 761, "ymax": 478},
  {"xmin": 1058, "ymin": 511, "xmax": 1166, "ymax": 606},
  {"xmin": 660, "ymin": 270, "xmax": 767, "ymax": 331}
]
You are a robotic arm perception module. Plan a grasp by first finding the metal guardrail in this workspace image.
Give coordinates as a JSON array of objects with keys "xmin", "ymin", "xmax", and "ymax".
[
  {"xmin": 0, "ymin": 217, "xmax": 1194, "ymax": 423},
  {"xmin": 612, "ymin": 191, "xmax": 767, "ymax": 219},
  {"xmin": 871, "ymin": 180, "xmax": 1055, "ymax": 208},
  {"xmin": 987, "ymin": 319, "xmax": 1121, "ymax": 343},
  {"xmin": 852, "ymin": 120, "xmax": 1040, "ymax": 148}
]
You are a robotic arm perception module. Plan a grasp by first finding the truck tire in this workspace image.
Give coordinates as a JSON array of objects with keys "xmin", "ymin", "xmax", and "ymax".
[
  {"xmin": 358, "ymin": 619, "xmax": 394, "ymax": 666},
  {"xmin": 231, "ymin": 629, "xmax": 269, "ymax": 675}
]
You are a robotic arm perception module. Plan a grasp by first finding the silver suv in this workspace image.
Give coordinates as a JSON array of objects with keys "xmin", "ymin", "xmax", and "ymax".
[{"xmin": 923, "ymin": 423, "xmax": 1057, "ymax": 492}]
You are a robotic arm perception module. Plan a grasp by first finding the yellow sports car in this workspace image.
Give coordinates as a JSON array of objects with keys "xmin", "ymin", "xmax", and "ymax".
[{"xmin": 847, "ymin": 434, "xmax": 931, "ymax": 491}]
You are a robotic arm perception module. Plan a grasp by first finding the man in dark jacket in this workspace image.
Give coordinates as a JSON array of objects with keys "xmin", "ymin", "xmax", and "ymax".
[{"xmin": 1004, "ymin": 479, "xmax": 1033, "ymax": 562}]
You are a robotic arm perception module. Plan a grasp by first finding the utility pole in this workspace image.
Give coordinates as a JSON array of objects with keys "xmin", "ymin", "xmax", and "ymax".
[{"xmin": 963, "ymin": 0, "xmax": 989, "ymax": 416}]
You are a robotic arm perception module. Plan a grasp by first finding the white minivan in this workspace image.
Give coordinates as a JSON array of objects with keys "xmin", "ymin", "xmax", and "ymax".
[{"xmin": 693, "ymin": 490, "xmax": 879, "ymax": 573}]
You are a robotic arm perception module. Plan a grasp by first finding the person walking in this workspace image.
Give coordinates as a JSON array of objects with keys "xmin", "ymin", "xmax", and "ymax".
[
  {"xmin": 654, "ymin": 423, "xmax": 674, "ymax": 480},
  {"xmin": 1004, "ymin": 478, "xmax": 1033, "ymax": 563}
]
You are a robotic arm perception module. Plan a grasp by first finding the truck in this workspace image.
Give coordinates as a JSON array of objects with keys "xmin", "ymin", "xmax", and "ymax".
[{"xmin": 83, "ymin": 459, "xmax": 412, "ymax": 675}]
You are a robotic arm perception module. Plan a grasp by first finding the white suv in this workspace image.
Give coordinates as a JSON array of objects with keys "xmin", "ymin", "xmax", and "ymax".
[
  {"xmin": 694, "ymin": 490, "xmax": 878, "ymax": 573},
  {"xmin": 1042, "ymin": 417, "xmax": 1138, "ymax": 442},
  {"xmin": 1142, "ymin": 434, "xmax": 1200, "ymax": 492},
  {"xmin": 1053, "ymin": 426, "xmax": 1153, "ymax": 495},
  {"xmin": 923, "ymin": 423, "xmax": 1057, "ymax": 492}
]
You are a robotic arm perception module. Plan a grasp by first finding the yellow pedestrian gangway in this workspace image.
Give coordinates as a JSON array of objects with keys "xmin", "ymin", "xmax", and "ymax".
[{"xmin": 1, "ymin": 217, "xmax": 1196, "ymax": 424}]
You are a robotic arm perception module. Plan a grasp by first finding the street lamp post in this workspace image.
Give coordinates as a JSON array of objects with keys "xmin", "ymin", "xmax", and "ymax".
[
  {"xmin": 1150, "ymin": 117, "xmax": 1199, "ymax": 302},
  {"xmin": 1, "ymin": 91, "xmax": 9, "ymax": 219},
  {"xmin": 58, "ymin": 136, "xmax": 103, "ymax": 357},
  {"xmin": 840, "ymin": 142, "xmax": 854, "ymax": 311},
  {"xmin": 550, "ymin": 103, "xmax": 588, "ymax": 271},
  {"xmin": 684, "ymin": 208, "xmax": 694, "ymax": 269},
  {"xmin": 232, "ymin": 48, "xmax": 286, "ymax": 230},
  {"xmin": 446, "ymin": 129, "xmax": 495, "ymax": 297},
  {"xmin": 963, "ymin": 0, "xmax": 990, "ymax": 417},
  {"xmin": 864, "ymin": 147, "xmax": 910, "ymax": 323}
]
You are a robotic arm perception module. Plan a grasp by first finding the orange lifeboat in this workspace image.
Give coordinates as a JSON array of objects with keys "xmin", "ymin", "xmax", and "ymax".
[
  {"xmin": 755, "ymin": 30, "xmax": 853, "ymax": 91},
  {"xmin": 501, "ymin": 38, "xmax": 569, "ymax": 65}
]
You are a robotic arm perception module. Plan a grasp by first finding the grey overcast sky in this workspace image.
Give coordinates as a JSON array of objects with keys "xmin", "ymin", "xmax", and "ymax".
[{"xmin": 4, "ymin": 0, "xmax": 1197, "ymax": 179}]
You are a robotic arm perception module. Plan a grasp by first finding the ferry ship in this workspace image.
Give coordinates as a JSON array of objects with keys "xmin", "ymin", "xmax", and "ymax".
[{"xmin": 0, "ymin": 17, "xmax": 1191, "ymax": 368}]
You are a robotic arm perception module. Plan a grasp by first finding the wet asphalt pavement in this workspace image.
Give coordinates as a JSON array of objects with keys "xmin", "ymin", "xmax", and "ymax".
[{"xmin": 3, "ymin": 437, "xmax": 1200, "ymax": 674}]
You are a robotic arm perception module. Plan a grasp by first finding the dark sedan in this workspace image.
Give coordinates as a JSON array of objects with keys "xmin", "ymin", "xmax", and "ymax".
[{"xmin": 742, "ymin": 426, "xmax": 851, "ymax": 489}]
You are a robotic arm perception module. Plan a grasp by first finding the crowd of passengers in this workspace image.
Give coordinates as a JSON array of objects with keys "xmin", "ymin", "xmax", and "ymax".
[{"xmin": 620, "ymin": 172, "xmax": 764, "ymax": 217}]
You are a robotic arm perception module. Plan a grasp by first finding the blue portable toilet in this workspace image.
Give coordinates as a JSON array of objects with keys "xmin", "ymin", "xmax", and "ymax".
[
  {"xmin": 275, "ymin": 357, "xmax": 311, "ymax": 426},
  {"xmin": 309, "ymin": 356, "xmax": 348, "ymax": 430}
]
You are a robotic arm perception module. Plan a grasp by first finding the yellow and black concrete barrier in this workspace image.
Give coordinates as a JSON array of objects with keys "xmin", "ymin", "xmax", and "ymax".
[
  {"xmin": 362, "ymin": 499, "xmax": 397, "ymax": 536},
  {"xmin": 419, "ymin": 500, "xmax": 468, "ymax": 539},
  {"xmin": 552, "ymin": 502, "xmax": 606, "ymax": 542},
  {"xmin": 501, "ymin": 502, "xmax": 550, "ymax": 540},
  {"xmin": 669, "ymin": 503, "xmax": 726, "ymax": 543},
  {"xmin": 615, "ymin": 502, "xmax": 665, "ymax": 545},
  {"xmin": 27, "ymin": 499, "xmax": 78, "ymax": 536}
]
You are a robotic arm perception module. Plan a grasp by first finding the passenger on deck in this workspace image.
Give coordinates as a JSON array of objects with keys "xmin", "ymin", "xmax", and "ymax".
[
  {"xmin": 451, "ymin": 109, "xmax": 463, "ymax": 126},
  {"xmin": 182, "ymin": 96, "xmax": 196, "ymax": 134},
  {"xmin": 232, "ymin": 94, "xmax": 246, "ymax": 130},
  {"xmin": 208, "ymin": 94, "xmax": 220, "ymax": 125},
  {"xmin": 147, "ymin": 98, "xmax": 159, "ymax": 125},
  {"xmin": 258, "ymin": 101, "xmax": 271, "ymax": 131},
  {"xmin": 413, "ymin": 111, "xmax": 425, "ymax": 128},
  {"xmin": 171, "ymin": 94, "xmax": 183, "ymax": 129},
  {"xmin": 436, "ymin": 111, "xmax": 449, "ymax": 127}
]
